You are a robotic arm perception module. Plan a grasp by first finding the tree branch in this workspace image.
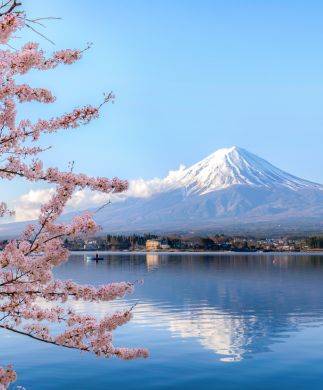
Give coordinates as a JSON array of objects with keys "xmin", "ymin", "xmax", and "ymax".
[
  {"xmin": 0, "ymin": 324, "xmax": 90, "ymax": 352},
  {"xmin": 0, "ymin": 0, "xmax": 22, "ymax": 16}
]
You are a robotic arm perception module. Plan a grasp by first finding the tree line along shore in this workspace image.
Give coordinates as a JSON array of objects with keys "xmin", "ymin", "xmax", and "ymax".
[{"xmin": 23, "ymin": 234, "xmax": 323, "ymax": 252}]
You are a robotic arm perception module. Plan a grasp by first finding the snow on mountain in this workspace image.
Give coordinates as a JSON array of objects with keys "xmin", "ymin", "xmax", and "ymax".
[
  {"xmin": 2, "ymin": 146, "xmax": 323, "ymax": 236},
  {"xmin": 160, "ymin": 146, "xmax": 323, "ymax": 195},
  {"xmin": 88, "ymin": 146, "xmax": 323, "ymax": 234}
]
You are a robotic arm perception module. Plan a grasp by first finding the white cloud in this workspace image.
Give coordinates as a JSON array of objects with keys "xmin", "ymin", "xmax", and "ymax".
[
  {"xmin": 12, "ymin": 188, "xmax": 111, "ymax": 222},
  {"xmin": 13, "ymin": 207, "xmax": 41, "ymax": 222},
  {"xmin": 13, "ymin": 188, "xmax": 55, "ymax": 221},
  {"xmin": 9, "ymin": 164, "xmax": 186, "ymax": 222},
  {"xmin": 124, "ymin": 164, "xmax": 186, "ymax": 198},
  {"xmin": 19, "ymin": 188, "xmax": 55, "ymax": 204},
  {"xmin": 126, "ymin": 177, "xmax": 169, "ymax": 198},
  {"xmin": 67, "ymin": 190, "xmax": 111, "ymax": 209}
]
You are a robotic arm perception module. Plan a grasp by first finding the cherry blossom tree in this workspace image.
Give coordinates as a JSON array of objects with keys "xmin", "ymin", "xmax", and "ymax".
[{"xmin": 0, "ymin": 1, "xmax": 148, "ymax": 388}]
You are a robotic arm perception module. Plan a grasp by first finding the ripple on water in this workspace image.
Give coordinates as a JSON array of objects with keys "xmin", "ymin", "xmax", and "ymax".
[{"xmin": 3, "ymin": 252, "xmax": 323, "ymax": 389}]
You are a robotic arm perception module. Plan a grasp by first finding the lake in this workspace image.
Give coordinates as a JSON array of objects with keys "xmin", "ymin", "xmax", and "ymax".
[{"xmin": 2, "ymin": 252, "xmax": 323, "ymax": 389}]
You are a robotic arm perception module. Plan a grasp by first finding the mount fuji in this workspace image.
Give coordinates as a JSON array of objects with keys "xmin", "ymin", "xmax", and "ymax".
[
  {"xmin": 91, "ymin": 146, "xmax": 323, "ymax": 234},
  {"xmin": 2, "ymin": 146, "xmax": 323, "ymax": 236}
]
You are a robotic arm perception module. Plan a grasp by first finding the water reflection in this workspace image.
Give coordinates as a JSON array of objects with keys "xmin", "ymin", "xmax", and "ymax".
[
  {"xmin": 56, "ymin": 253, "xmax": 323, "ymax": 363},
  {"xmin": 2, "ymin": 252, "xmax": 323, "ymax": 389},
  {"xmin": 134, "ymin": 303, "xmax": 249, "ymax": 362},
  {"xmin": 146, "ymin": 254, "xmax": 159, "ymax": 270}
]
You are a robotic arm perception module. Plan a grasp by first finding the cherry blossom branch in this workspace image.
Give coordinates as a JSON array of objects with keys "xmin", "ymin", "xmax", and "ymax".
[
  {"xmin": 0, "ymin": 3, "xmax": 148, "ymax": 388},
  {"xmin": 0, "ymin": 0, "xmax": 21, "ymax": 16},
  {"xmin": 0, "ymin": 324, "xmax": 90, "ymax": 352}
]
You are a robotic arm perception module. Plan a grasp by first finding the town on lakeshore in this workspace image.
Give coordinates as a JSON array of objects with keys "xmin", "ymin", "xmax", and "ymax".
[{"xmin": 5, "ymin": 234, "xmax": 318, "ymax": 253}]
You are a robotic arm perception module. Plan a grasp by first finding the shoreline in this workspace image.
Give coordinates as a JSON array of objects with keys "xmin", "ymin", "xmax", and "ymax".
[{"xmin": 71, "ymin": 250, "xmax": 323, "ymax": 255}]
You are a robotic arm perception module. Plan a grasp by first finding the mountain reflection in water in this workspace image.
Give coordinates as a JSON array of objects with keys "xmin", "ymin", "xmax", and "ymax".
[
  {"xmin": 59, "ymin": 253, "xmax": 323, "ymax": 363},
  {"xmin": 3, "ymin": 252, "xmax": 323, "ymax": 390}
]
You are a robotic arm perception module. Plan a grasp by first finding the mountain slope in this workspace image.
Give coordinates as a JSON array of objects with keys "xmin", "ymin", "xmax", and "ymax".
[
  {"xmin": 2, "ymin": 146, "xmax": 323, "ymax": 236},
  {"xmin": 161, "ymin": 146, "xmax": 322, "ymax": 194},
  {"xmin": 92, "ymin": 146, "xmax": 323, "ymax": 233}
]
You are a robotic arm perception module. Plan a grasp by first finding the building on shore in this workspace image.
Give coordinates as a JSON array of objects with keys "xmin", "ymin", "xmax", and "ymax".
[
  {"xmin": 160, "ymin": 243, "xmax": 171, "ymax": 250},
  {"xmin": 146, "ymin": 239, "xmax": 161, "ymax": 251}
]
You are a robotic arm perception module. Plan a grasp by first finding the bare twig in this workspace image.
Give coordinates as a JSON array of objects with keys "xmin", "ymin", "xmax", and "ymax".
[
  {"xmin": 94, "ymin": 199, "xmax": 111, "ymax": 214},
  {"xmin": 0, "ymin": 0, "xmax": 22, "ymax": 16},
  {"xmin": 25, "ymin": 23, "xmax": 55, "ymax": 45}
]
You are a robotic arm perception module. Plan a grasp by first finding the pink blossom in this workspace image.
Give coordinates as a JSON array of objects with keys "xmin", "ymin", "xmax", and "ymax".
[
  {"xmin": 0, "ymin": 13, "xmax": 24, "ymax": 44},
  {"xmin": 0, "ymin": 365, "xmax": 16, "ymax": 389},
  {"xmin": 0, "ymin": 2, "xmax": 147, "ymax": 388}
]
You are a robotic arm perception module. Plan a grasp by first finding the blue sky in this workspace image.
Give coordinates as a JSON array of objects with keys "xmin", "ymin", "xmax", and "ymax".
[{"xmin": 3, "ymin": 0, "xmax": 323, "ymax": 204}]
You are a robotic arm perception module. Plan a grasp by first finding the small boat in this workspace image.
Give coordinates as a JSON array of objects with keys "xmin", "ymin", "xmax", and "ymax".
[
  {"xmin": 86, "ymin": 255, "xmax": 104, "ymax": 261},
  {"xmin": 272, "ymin": 258, "xmax": 279, "ymax": 264}
]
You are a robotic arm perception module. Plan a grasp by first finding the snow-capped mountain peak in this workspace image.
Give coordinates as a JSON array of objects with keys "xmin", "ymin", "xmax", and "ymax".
[
  {"xmin": 163, "ymin": 146, "xmax": 322, "ymax": 195},
  {"xmin": 3, "ymin": 146, "xmax": 323, "ymax": 236}
]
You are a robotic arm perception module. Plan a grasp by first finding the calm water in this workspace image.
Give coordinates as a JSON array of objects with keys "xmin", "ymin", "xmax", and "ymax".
[{"xmin": 2, "ymin": 252, "xmax": 323, "ymax": 389}]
